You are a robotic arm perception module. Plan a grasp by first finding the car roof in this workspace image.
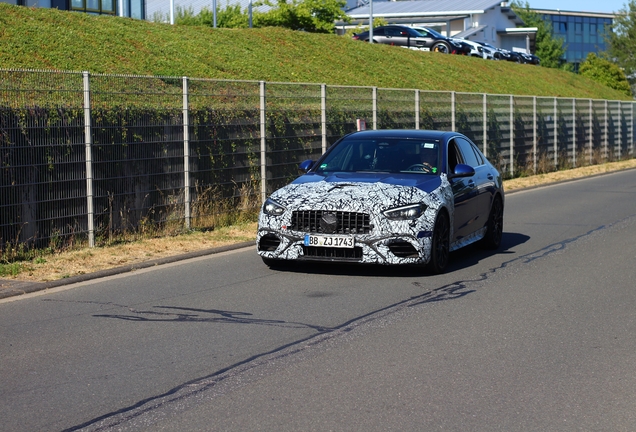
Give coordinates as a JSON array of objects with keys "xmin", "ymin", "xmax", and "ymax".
[{"xmin": 346, "ymin": 129, "xmax": 455, "ymax": 141}]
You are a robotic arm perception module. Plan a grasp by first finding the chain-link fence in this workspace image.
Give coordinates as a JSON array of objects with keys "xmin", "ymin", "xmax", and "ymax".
[{"xmin": 1, "ymin": 69, "xmax": 634, "ymax": 253}]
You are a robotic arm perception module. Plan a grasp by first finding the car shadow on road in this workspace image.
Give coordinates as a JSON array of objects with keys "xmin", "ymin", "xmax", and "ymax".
[{"xmin": 264, "ymin": 232, "xmax": 530, "ymax": 277}]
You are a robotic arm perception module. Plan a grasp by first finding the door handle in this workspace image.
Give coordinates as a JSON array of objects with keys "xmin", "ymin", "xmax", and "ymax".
[
  {"xmin": 468, "ymin": 180, "xmax": 475, "ymax": 188},
  {"xmin": 487, "ymin": 174, "xmax": 494, "ymax": 180}
]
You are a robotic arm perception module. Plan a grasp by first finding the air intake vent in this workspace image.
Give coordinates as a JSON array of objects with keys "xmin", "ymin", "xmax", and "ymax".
[
  {"xmin": 258, "ymin": 234, "xmax": 281, "ymax": 252},
  {"xmin": 387, "ymin": 241, "xmax": 419, "ymax": 258},
  {"xmin": 302, "ymin": 246, "xmax": 363, "ymax": 261}
]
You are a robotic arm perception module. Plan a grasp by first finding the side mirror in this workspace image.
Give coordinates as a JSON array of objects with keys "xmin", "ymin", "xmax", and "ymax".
[
  {"xmin": 298, "ymin": 159, "xmax": 314, "ymax": 173},
  {"xmin": 450, "ymin": 163, "xmax": 475, "ymax": 178}
]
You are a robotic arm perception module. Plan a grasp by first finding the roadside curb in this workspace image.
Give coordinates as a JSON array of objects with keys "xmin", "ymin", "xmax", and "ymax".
[{"xmin": 0, "ymin": 241, "xmax": 254, "ymax": 300}]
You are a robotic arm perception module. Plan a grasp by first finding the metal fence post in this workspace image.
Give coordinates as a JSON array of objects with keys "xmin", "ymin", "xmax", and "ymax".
[
  {"xmin": 554, "ymin": 97, "xmax": 558, "ymax": 169},
  {"xmin": 372, "ymin": 86, "xmax": 377, "ymax": 130},
  {"xmin": 82, "ymin": 71, "xmax": 95, "ymax": 248},
  {"xmin": 572, "ymin": 98, "xmax": 576, "ymax": 168},
  {"xmin": 509, "ymin": 94, "xmax": 514, "ymax": 177},
  {"xmin": 260, "ymin": 81, "xmax": 267, "ymax": 203},
  {"xmin": 451, "ymin": 91, "xmax": 456, "ymax": 132},
  {"xmin": 321, "ymin": 84, "xmax": 327, "ymax": 153},
  {"xmin": 533, "ymin": 96, "xmax": 537, "ymax": 174},
  {"xmin": 604, "ymin": 100, "xmax": 608, "ymax": 161},
  {"xmin": 618, "ymin": 101, "xmax": 623, "ymax": 160},
  {"xmin": 415, "ymin": 89, "xmax": 420, "ymax": 129},
  {"xmin": 483, "ymin": 93, "xmax": 487, "ymax": 156},
  {"xmin": 589, "ymin": 99, "xmax": 593, "ymax": 165},
  {"xmin": 182, "ymin": 76, "xmax": 191, "ymax": 230},
  {"xmin": 629, "ymin": 102, "xmax": 634, "ymax": 156}
]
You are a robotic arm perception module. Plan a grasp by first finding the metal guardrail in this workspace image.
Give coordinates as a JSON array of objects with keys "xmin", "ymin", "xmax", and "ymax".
[{"xmin": 1, "ymin": 69, "xmax": 635, "ymax": 252}]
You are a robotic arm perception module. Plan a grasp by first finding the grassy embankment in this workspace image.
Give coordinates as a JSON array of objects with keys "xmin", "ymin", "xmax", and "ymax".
[{"xmin": 0, "ymin": 3, "xmax": 632, "ymax": 100}]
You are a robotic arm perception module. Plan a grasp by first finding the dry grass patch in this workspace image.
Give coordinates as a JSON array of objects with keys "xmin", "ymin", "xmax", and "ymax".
[
  {"xmin": 3, "ymin": 221, "xmax": 257, "ymax": 282},
  {"xmin": 503, "ymin": 159, "xmax": 636, "ymax": 191}
]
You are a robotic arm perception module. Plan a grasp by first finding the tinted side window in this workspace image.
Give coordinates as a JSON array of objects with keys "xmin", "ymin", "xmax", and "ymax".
[
  {"xmin": 373, "ymin": 28, "xmax": 386, "ymax": 36},
  {"xmin": 447, "ymin": 141, "xmax": 463, "ymax": 173},
  {"xmin": 471, "ymin": 144, "xmax": 486, "ymax": 165},
  {"xmin": 386, "ymin": 27, "xmax": 404, "ymax": 37},
  {"xmin": 454, "ymin": 137, "xmax": 480, "ymax": 167}
]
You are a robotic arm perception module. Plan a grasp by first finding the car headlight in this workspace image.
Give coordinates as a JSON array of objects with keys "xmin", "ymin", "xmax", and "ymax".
[
  {"xmin": 383, "ymin": 203, "xmax": 427, "ymax": 220},
  {"xmin": 263, "ymin": 198, "xmax": 286, "ymax": 216}
]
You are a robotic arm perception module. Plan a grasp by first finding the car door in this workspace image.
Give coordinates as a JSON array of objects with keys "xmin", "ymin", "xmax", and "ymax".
[
  {"xmin": 448, "ymin": 138, "xmax": 480, "ymax": 242},
  {"xmin": 450, "ymin": 137, "xmax": 493, "ymax": 240},
  {"xmin": 369, "ymin": 27, "xmax": 388, "ymax": 44},
  {"xmin": 410, "ymin": 27, "xmax": 435, "ymax": 50},
  {"xmin": 383, "ymin": 26, "xmax": 410, "ymax": 47}
]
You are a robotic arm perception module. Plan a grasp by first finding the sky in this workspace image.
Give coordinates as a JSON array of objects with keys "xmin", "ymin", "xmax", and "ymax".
[{"xmin": 525, "ymin": 0, "xmax": 627, "ymax": 13}]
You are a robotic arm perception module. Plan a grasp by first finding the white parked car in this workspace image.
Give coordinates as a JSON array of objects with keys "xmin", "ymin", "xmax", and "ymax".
[{"xmin": 452, "ymin": 38, "xmax": 493, "ymax": 59}]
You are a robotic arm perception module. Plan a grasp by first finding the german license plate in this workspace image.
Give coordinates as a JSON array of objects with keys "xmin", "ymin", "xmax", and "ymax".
[{"xmin": 304, "ymin": 234, "xmax": 354, "ymax": 248}]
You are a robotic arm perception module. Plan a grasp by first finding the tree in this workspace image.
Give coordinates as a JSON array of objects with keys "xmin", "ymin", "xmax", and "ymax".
[
  {"xmin": 603, "ymin": 0, "xmax": 636, "ymax": 91},
  {"xmin": 344, "ymin": 17, "xmax": 389, "ymax": 37},
  {"xmin": 175, "ymin": 3, "xmax": 249, "ymax": 28},
  {"xmin": 579, "ymin": 53, "xmax": 633, "ymax": 96},
  {"xmin": 253, "ymin": 0, "xmax": 350, "ymax": 33},
  {"xmin": 511, "ymin": 1, "xmax": 569, "ymax": 69}
]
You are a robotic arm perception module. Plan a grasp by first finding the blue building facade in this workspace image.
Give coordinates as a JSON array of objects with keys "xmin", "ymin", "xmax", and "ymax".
[{"xmin": 534, "ymin": 9, "xmax": 614, "ymax": 67}]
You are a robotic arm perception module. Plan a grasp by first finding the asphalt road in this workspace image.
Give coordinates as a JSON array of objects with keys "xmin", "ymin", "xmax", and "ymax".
[{"xmin": 1, "ymin": 170, "xmax": 635, "ymax": 431}]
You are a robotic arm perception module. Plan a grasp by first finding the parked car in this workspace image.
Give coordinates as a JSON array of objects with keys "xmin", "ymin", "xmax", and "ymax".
[
  {"xmin": 453, "ymin": 38, "xmax": 493, "ymax": 59},
  {"xmin": 412, "ymin": 27, "xmax": 472, "ymax": 55},
  {"xmin": 518, "ymin": 51, "xmax": 541, "ymax": 65},
  {"xmin": 496, "ymin": 48, "xmax": 524, "ymax": 63},
  {"xmin": 256, "ymin": 129, "xmax": 505, "ymax": 274},
  {"xmin": 352, "ymin": 25, "xmax": 469, "ymax": 55},
  {"xmin": 473, "ymin": 41, "xmax": 519, "ymax": 61}
]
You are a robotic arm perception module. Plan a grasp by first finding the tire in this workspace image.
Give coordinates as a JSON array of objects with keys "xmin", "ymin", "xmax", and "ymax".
[
  {"xmin": 481, "ymin": 196, "xmax": 504, "ymax": 250},
  {"xmin": 431, "ymin": 42, "xmax": 450, "ymax": 54},
  {"xmin": 428, "ymin": 211, "xmax": 450, "ymax": 274}
]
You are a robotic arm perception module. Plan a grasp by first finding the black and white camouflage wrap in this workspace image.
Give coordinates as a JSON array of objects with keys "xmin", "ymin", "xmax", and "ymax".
[{"xmin": 256, "ymin": 174, "xmax": 461, "ymax": 265}]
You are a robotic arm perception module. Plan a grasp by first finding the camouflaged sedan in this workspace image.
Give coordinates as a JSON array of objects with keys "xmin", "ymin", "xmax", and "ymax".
[{"xmin": 256, "ymin": 129, "xmax": 504, "ymax": 273}]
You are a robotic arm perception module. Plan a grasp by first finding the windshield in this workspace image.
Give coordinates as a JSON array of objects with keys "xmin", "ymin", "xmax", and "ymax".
[
  {"xmin": 413, "ymin": 27, "xmax": 444, "ymax": 38},
  {"xmin": 314, "ymin": 137, "xmax": 441, "ymax": 175}
]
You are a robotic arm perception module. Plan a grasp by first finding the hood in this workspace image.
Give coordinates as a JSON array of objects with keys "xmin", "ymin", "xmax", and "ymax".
[{"xmin": 270, "ymin": 174, "xmax": 443, "ymax": 212}]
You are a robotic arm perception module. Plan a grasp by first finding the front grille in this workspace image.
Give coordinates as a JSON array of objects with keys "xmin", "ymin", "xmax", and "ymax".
[
  {"xmin": 291, "ymin": 210, "xmax": 371, "ymax": 234},
  {"xmin": 302, "ymin": 246, "xmax": 363, "ymax": 260}
]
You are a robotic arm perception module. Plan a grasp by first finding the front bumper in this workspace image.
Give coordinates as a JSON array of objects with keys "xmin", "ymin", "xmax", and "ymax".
[{"xmin": 256, "ymin": 228, "xmax": 433, "ymax": 265}]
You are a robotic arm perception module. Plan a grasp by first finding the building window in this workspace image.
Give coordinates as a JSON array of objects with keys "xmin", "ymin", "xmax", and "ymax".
[
  {"xmin": 575, "ymin": 22, "xmax": 582, "ymax": 34},
  {"xmin": 117, "ymin": 0, "xmax": 144, "ymax": 19},
  {"xmin": 71, "ymin": 0, "xmax": 115, "ymax": 14},
  {"xmin": 24, "ymin": 0, "xmax": 52, "ymax": 6}
]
